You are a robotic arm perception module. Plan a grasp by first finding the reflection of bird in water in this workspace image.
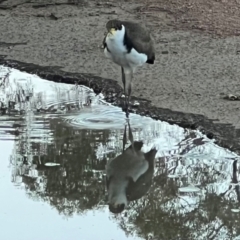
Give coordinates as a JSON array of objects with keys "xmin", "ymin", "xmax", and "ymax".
[
  {"xmin": 103, "ymin": 19, "xmax": 155, "ymax": 117},
  {"xmin": 106, "ymin": 120, "xmax": 157, "ymax": 214}
]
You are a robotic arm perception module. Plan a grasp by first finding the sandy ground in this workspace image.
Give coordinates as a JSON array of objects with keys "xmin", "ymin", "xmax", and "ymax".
[{"xmin": 0, "ymin": 0, "xmax": 240, "ymax": 131}]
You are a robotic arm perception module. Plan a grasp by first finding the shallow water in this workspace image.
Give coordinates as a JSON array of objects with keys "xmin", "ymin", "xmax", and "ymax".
[{"xmin": 0, "ymin": 66, "xmax": 240, "ymax": 240}]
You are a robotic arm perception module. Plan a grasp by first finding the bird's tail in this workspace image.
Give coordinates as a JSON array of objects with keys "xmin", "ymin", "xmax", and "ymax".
[
  {"xmin": 144, "ymin": 148, "xmax": 157, "ymax": 166},
  {"xmin": 127, "ymin": 141, "xmax": 143, "ymax": 151}
]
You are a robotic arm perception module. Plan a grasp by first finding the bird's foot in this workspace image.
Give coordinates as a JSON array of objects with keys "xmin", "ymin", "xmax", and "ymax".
[
  {"xmin": 120, "ymin": 101, "xmax": 130, "ymax": 118},
  {"xmin": 120, "ymin": 94, "xmax": 133, "ymax": 117},
  {"xmin": 121, "ymin": 104, "xmax": 130, "ymax": 117}
]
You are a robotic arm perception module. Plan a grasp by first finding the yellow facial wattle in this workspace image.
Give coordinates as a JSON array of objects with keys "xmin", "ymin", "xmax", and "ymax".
[{"xmin": 109, "ymin": 28, "xmax": 116, "ymax": 35}]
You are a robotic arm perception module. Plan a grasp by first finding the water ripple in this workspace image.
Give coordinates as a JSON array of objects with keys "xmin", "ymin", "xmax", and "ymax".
[{"xmin": 63, "ymin": 105, "xmax": 146, "ymax": 130}]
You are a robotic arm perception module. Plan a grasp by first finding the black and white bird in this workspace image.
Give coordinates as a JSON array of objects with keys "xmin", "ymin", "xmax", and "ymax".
[
  {"xmin": 103, "ymin": 19, "xmax": 155, "ymax": 117},
  {"xmin": 106, "ymin": 122, "xmax": 157, "ymax": 214}
]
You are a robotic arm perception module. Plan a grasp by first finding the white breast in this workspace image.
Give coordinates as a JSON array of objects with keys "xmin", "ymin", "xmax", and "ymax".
[
  {"xmin": 104, "ymin": 25, "xmax": 148, "ymax": 73},
  {"xmin": 104, "ymin": 25, "xmax": 128, "ymax": 67}
]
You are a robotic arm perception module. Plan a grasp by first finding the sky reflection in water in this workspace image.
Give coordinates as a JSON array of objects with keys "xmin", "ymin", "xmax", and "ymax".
[{"xmin": 0, "ymin": 66, "xmax": 240, "ymax": 240}]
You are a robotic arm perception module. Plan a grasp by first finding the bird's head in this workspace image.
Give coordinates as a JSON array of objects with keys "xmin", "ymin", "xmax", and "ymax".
[
  {"xmin": 106, "ymin": 19, "xmax": 123, "ymax": 37},
  {"xmin": 109, "ymin": 202, "xmax": 126, "ymax": 214},
  {"xmin": 108, "ymin": 189, "xmax": 128, "ymax": 214},
  {"xmin": 107, "ymin": 176, "xmax": 129, "ymax": 214}
]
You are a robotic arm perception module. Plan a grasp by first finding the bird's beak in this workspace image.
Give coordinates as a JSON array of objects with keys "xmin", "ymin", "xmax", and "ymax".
[
  {"xmin": 113, "ymin": 203, "xmax": 119, "ymax": 208},
  {"xmin": 109, "ymin": 28, "xmax": 116, "ymax": 35},
  {"xmin": 109, "ymin": 202, "xmax": 126, "ymax": 214}
]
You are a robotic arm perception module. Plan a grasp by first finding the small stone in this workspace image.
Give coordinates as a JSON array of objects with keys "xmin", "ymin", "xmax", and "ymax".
[
  {"xmin": 162, "ymin": 51, "xmax": 169, "ymax": 54},
  {"xmin": 206, "ymin": 132, "xmax": 214, "ymax": 139},
  {"xmin": 231, "ymin": 209, "xmax": 240, "ymax": 213}
]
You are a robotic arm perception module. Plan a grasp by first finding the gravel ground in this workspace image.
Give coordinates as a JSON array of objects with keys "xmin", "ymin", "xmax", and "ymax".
[{"xmin": 0, "ymin": 0, "xmax": 239, "ymax": 131}]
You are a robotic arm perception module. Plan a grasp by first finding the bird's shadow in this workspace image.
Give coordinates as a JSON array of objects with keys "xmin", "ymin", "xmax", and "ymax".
[{"xmin": 105, "ymin": 119, "xmax": 157, "ymax": 214}]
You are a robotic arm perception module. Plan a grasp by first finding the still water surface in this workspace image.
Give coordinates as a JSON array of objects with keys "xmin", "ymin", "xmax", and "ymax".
[{"xmin": 0, "ymin": 66, "xmax": 240, "ymax": 240}]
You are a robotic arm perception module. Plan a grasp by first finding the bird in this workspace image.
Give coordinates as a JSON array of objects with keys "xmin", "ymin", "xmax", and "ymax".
[
  {"xmin": 105, "ymin": 120, "xmax": 157, "ymax": 214},
  {"xmin": 102, "ymin": 19, "xmax": 155, "ymax": 117}
]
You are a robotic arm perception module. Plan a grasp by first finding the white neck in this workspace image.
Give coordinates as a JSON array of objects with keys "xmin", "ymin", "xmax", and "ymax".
[
  {"xmin": 107, "ymin": 25, "xmax": 125, "ymax": 41},
  {"xmin": 108, "ymin": 178, "xmax": 128, "ymax": 206}
]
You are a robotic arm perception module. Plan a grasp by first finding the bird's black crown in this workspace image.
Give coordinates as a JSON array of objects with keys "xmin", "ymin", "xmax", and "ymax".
[{"xmin": 106, "ymin": 19, "xmax": 123, "ymax": 31}]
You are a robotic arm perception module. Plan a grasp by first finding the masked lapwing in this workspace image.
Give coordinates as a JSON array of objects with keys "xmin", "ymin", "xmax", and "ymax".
[
  {"xmin": 103, "ymin": 19, "xmax": 155, "ymax": 117},
  {"xmin": 106, "ymin": 121, "xmax": 157, "ymax": 213}
]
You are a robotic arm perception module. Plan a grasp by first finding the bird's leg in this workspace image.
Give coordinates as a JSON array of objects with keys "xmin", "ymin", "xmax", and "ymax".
[
  {"xmin": 121, "ymin": 67, "xmax": 130, "ymax": 118},
  {"xmin": 126, "ymin": 70, "xmax": 133, "ymax": 118},
  {"xmin": 122, "ymin": 123, "xmax": 127, "ymax": 153},
  {"xmin": 127, "ymin": 119, "xmax": 135, "ymax": 154},
  {"xmin": 121, "ymin": 67, "xmax": 127, "ymax": 107}
]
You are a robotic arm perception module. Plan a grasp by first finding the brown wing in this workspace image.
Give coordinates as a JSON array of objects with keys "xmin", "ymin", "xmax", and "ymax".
[{"xmin": 122, "ymin": 21, "xmax": 155, "ymax": 61}]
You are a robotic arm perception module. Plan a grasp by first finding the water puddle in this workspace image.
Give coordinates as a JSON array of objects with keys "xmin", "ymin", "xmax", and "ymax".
[{"xmin": 0, "ymin": 66, "xmax": 240, "ymax": 240}]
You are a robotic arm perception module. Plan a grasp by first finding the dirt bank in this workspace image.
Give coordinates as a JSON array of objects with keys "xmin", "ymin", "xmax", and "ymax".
[{"xmin": 0, "ymin": 0, "xmax": 240, "ymax": 153}]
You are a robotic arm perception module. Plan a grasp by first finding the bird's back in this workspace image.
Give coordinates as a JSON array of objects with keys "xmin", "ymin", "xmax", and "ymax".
[
  {"xmin": 122, "ymin": 21, "xmax": 155, "ymax": 63},
  {"xmin": 106, "ymin": 141, "xmax": 148, "ymax": 182},
  {"xmin": 122, "ymin": 21, "xmax": 151, "ymax": 42}
]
